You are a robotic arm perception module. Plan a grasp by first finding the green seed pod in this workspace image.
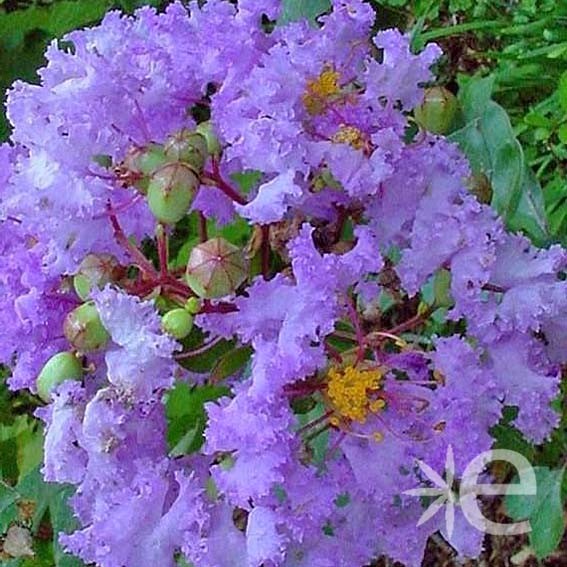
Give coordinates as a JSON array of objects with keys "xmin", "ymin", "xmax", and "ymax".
[
  {"xmin": 73, "ymin": 254, "xmax": 120, "ymax": 301},
  {"xmin": 64, "ymin": 302, "xmax": 110, "ymax": 352},
  {"xmin": 147, "ymin": 163, "xmax": 199, "ymax": 225},
  {"xmin": 164, "ymin": 130, "xmax": 208, "ymax": 172},
  {"xmin": 123, "ymin": 143, "xmax": 167, "ymax": 176},
  {"xmin": 184, "ymin": 297, "xmax": 201, "ymax": 314},
  {"xmin": 195, "ymin": 121, "xmax": 221, "ymax": 158},
  {"xmin": 118, "ymin": 144, "xmax": 167, "ymax": 192},
  {"xmin": 186, "ymin": 237, "xmax": 248, "ymax": 299},
  {"xmin": 162, "ymin": 308, "xmax": 194, "ymax": 339},
  {"xmin": 414, "ymin": 86, "xmax": 458, "ymax": 135},
  {"xmin": 36, "ymin": 352, "xmax": 83, "ymax": 402}
]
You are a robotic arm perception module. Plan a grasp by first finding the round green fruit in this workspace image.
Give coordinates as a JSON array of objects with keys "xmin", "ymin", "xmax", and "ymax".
[
  {"xmin": 414, "ymin": 86, "xmax": 458, "ymax": 135},
  {"xmin": 147, "ymin": 163, "xmax": 198, "ymax": 225},
  {"xmin": 184, "ymin": 297, "xmax": 201, "ymax": 315},
  {"xmin": 162, "ymin": 308, "xmax": 194, "ymax": 339},
  {"xmin": 164, "ymin": 130, "xmax": 208, "ymax": 172},
  {"xmin": 73, "ymin": 254, "xmax": 120, "ymax": 301},
  {"xmin": 123, "ymin": 143, "xmax": 167, "ymax": 177},
  {"xmin": 186, "ymin": 237, "xmax": 248, "ymax": 299},
  {"xmin": 64, "ymin": 302, "xmax": 110, "ymax": 352},
  {"xmin": 36, "ymin": 352, "xmax": 83, "ymax": 402},
  {"xmin": 195, "ymin": 121, "xmax": 221, "ymax": 158}
]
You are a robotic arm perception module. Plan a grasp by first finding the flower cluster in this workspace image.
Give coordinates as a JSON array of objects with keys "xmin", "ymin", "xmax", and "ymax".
[{"xmin": 0, "ymin": 1, "xmax": 565, "ymax": 566}]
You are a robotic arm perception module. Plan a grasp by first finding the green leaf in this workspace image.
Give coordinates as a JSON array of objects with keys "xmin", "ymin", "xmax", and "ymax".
[
  {"xmin": 491, "ymin": 421, "xmax": 535, "ymax": 462},
  {"xmin": 297, "ymin": 402, "xmax": 329, "ymax": 465},
  {"xmin": 177, "ymin": 334, "xmax": 234, "ymax": 374},
  {"xmin": 16, "ymin": 423, "xmax": 44, "ymax": 482},
  {"xmin": 0, "ymin": 481, "xmax": 19, "ymax": 533},
  {"xmin": 507, "ymin": 166, "xmax": 549, "ymax": 245},
  {"xmin": 0, "ymin": 1, "xmax": 114, "ymax": 47},
  {"xmin": 210, "ymin": 346, "xmax": 253, "ymax": 382},
  {"xmin": 165, "ymin": 382, "xmax": 229, "ymax": 456},
  {"xmin": 506, "ymin": 466, "xmax": 565, "ymax": 559},
  {"xmin": 279, "ymin": 0, "xmax": 331, "ymax": 24},
  {"xmin": 558, "ymin": 71, "xmax": 567, "ymax": 113},
  {"xmin": 0, "ymin": 466, "xmax": 85, "ymax": 566},
  {"xmin": 458, "ymin": 74, "xmax": 496, "ymax": 123},
  {"xmin": 558, "ymin": 123, "xmax": 567, "ymax": 144},
  {"xmin": 449, "ymin": 77, "xmax": 549, "ymax": 244},
  {"xmin": 49, "ymin": 485, "xmax": 82, "ymax": 567}
]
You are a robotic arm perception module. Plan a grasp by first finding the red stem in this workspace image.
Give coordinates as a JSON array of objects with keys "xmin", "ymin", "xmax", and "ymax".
[
  {"xmin": 324, "ymin": 340, "xmax": 343, "ymax": 363},
  {"xmin": 161, "ymin": 276, "xmax": 194, "ymax": 299},
  {"xmin": 385, "ymin": 310, "xmax": 431, "ymax": 337},
  {"xmin": 203, "ymin": 160, "xmax": 247, "ymax": 205},
  {"xmin": 157, "ymin": 224, "xmax": 169, "ymax": 279},
  {"xmin": 297, "ymin": 410, "xmax": 334, "ymax": 435},
  {"xmin": 198, "ymin": 212, "xmax": 208, "ymax": 243},
  {"xmin": 347, "ymin": 299, "xmax": 365, "ymax": 364},
  {"xmin": 175, "ymin": 336, "xmax": 224, "ymax": 360},
  {"xmin": 199, "ymin": 301, "xmax": 238, "ymax": 314},
  {"xmin": 108, "ymin": 205, "xmax": 157, "ymax": 277}
]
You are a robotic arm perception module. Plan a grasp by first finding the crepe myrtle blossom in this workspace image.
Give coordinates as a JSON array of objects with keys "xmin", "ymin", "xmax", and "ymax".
[{"xmin": 0, "ymin": 1, "xmax": 564, "ymax": 566}]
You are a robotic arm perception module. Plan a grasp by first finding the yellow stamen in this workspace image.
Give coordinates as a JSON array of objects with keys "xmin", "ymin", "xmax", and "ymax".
[
  {"xmin": 303, "ymin": 68, "xmax": 341, "ymax": 115},
  {"xmin": 326, "ymin": 365, "xmax": 385, "ymax": 425},
  {"xmin": 331, "ymin": 125, "xmax": 366, "ymax": 150}
]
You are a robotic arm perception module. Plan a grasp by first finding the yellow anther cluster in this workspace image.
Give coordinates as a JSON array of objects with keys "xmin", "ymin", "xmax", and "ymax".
[
  {"xmin": 327, "ymin": 365, "xmax": 385, "ymax": 425},
  {"xmin": 331, "ymin": 125, "xmax": 366, "ymax": 150},
  {"xmin": 303, "ymin": 69, "xmax": 341, "ymax": 115}
]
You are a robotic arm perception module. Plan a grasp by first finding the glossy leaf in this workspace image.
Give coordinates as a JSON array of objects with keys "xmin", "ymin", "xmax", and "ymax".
[
  {"xmin": 165, "ymin": 382, "xmax": 229, "ymax": 456},
  {"xmin": 279, "ymin": 0, "xmax": 331, "ymax": 24},
  {"xmin": 449, "ymin": 76, "xmax": 549, "ymax": 245},
  {"xmin": 506, "ymin": 466, "xmax": 566, "ymax": 559}
]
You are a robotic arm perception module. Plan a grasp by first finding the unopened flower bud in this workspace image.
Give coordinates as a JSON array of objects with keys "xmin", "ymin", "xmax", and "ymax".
[
  {"xmin": 36, "ymin": 352, "xmax": 83, "ymax": 402},
  {"xmin": 73, "ymin": 254, "xmax": 120, "ymax": 301},
  {"xmin": 186, "ymin": 237, "xmax": 248, "ymax": 298},
  {"xmin": 64, "ymin": 302, "xmax": 109, "ymax": 352},
  {"xmin": 162, "ymin": 308, "xmax": 194, "ymax": 339},
  {"xmin": 124, "ymin": 143, "xmax": 167, "ymax": 176},
  {"xmin": 147, "ymin": 162, "xmax": 199, "ymax": 225},
  {"xmin": 184, "ymin": 297, "xmax": 201, "ymax": 314},
  {"xmin": 164, "ymin": 129, "xmax": 208, "ymax": 172},
  {"xmin": 414, "ymin": 86, "xmax": 458, "ymax": 135},
  {"xmin": 118, "ymin": 144, "xmax": 167, "ymax": 192},
  {"xmin": 195, "ymin": 121, "xmax": 221, "ymax": 158}
]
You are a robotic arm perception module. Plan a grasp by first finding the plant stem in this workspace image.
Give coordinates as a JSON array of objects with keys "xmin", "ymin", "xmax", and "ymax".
[{"xmin": 108, "ymin": 206, "xmax": 157, "ymax": 277}]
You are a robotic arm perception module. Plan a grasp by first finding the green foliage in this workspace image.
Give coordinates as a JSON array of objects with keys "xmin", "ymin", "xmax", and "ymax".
[
  {"xmin": 279, "ymin": 0, "xmax": 331, "ymax": 24},
  {"xmin": 0, "ymin": 466, "xmax": 82, "ymax": 566},
  {"xmin": 0, "ymin": 0, "xmax": 167, "ymax": 141},
  {"xmin": 448, "ymin": 74, "xmax": 549, "ymax": 245},
  {"xmin": 165, "ymin": 382, "xmax": 229, "ymax": 456},
  {"xmin": 1, "ymin": 0, "xmax": 566, "ymax": 562},
  {"xmin": 506, "ymin": 467, "xmax": 566, "ymax": 559}
]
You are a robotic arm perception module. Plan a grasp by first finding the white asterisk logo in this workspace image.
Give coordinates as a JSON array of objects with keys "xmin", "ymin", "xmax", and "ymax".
[
  {"xmin": 403, "ymin": 445, "xmax": 457, "ymax": 538},
  {"xmin": 403, "ymin": 446, "xmax": 537, "ymax": 538}
]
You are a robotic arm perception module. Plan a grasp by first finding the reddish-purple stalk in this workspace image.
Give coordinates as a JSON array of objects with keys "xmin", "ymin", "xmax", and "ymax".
[
  {"xmin": 199, "ymin": 300, "xmax": 238, "ymax": 314},
  {"xmin": 297, "ymin": 410, "xmax": 334, "ymax": 435},
  {"xmin": 198, "ymin": 212, "xmax": 208, "ymax": 243},
  {"xmin": 174, "ymin": 336, "xmax": 224, "ymax": 360},
  {"xmin": 203, "ymin": 159, "xmax": 247, "ymax": 205},
  {"xmin": 108, "ymin": 205, "xmax": 157, "ymax": 277},
  {"xmin": 347, "ymin": 299, "xmax": 366, "ymax": 364},
  {"xmin": 157, "ymin": 224, "xmax": 169, "ymax": 279}
]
